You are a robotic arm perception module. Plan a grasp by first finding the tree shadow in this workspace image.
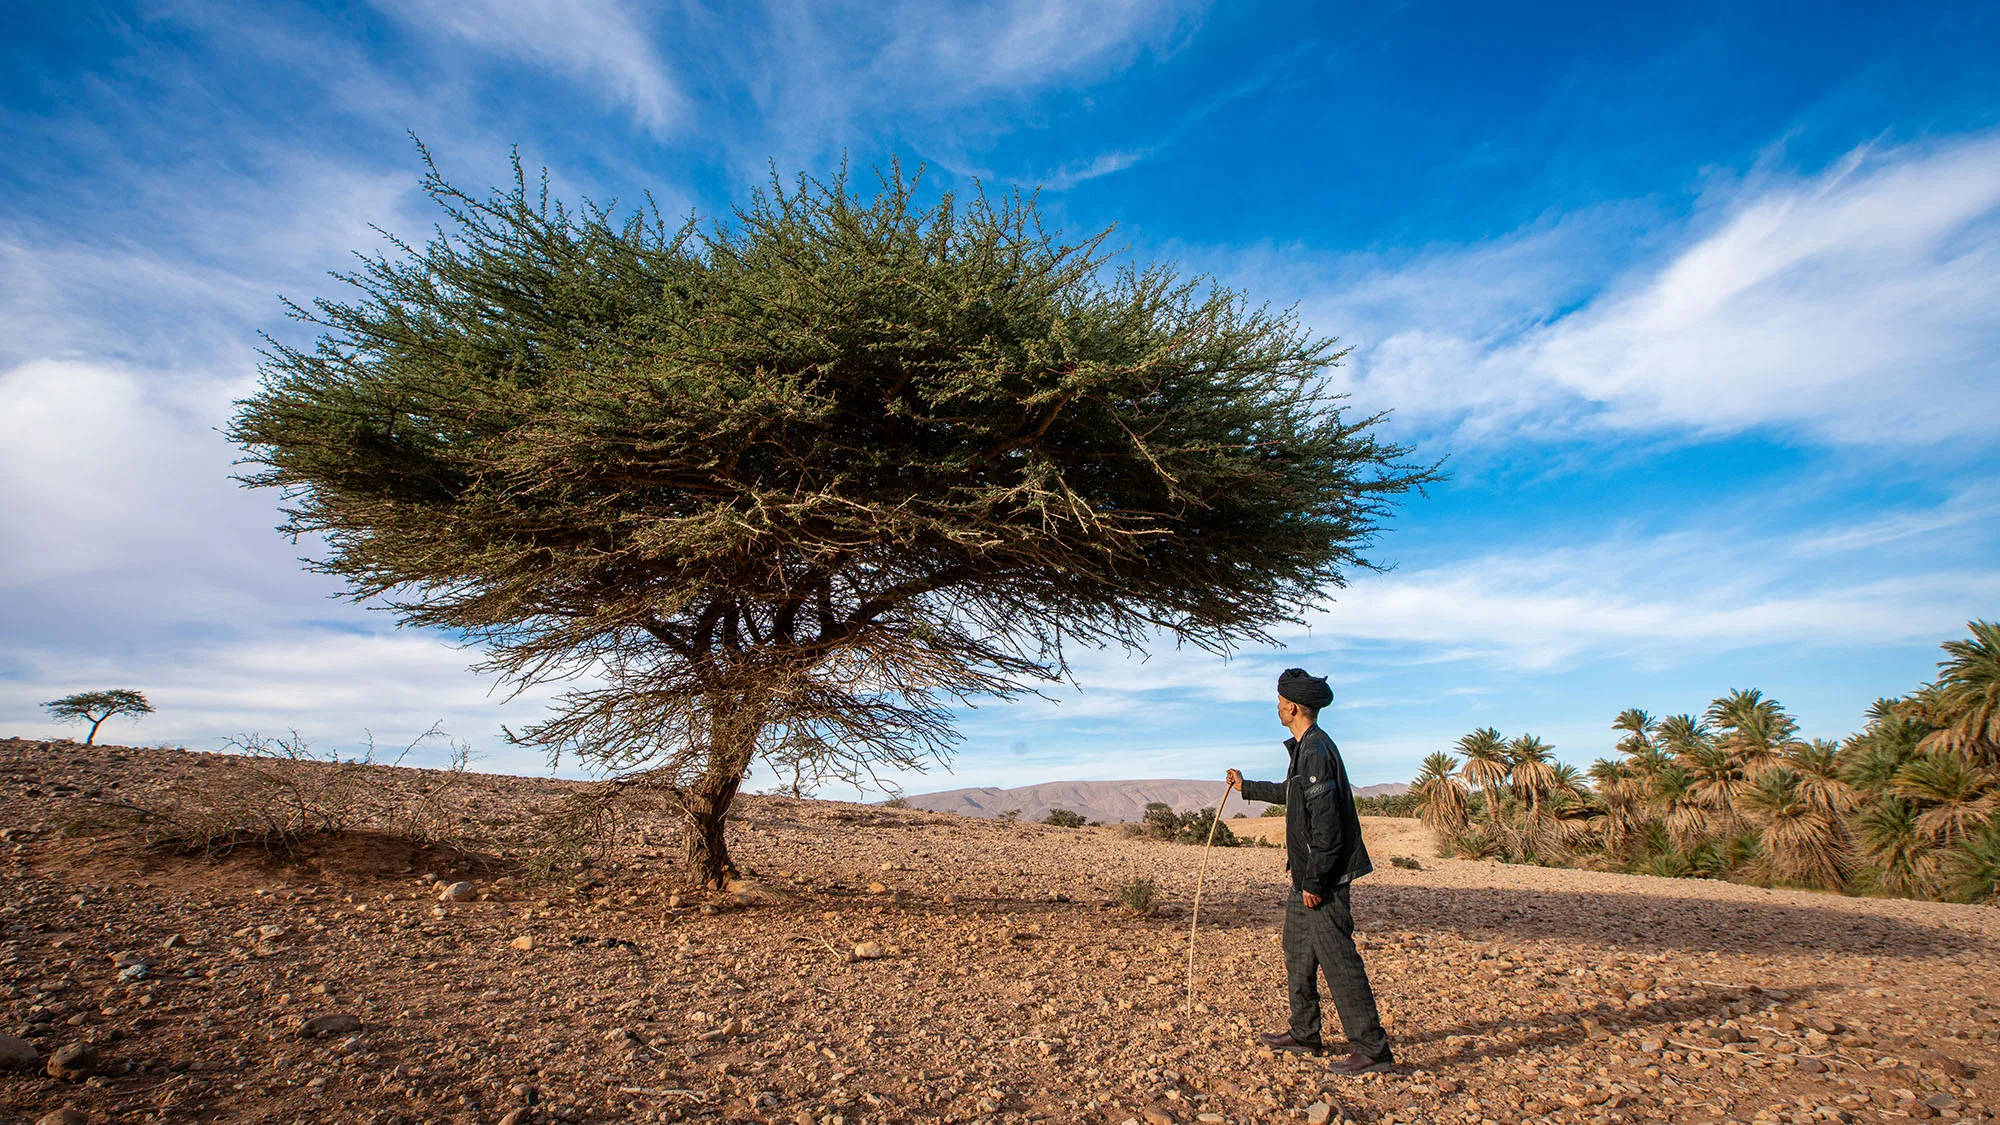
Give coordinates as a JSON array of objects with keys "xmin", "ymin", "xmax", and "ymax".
[{"xmin": 1355, "ymin": 883, "xmax": 1989, "ymax": 958}]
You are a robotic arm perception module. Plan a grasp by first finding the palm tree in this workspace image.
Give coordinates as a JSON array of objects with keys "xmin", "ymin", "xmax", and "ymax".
[
  {"xmin": 1924, "ymin": 620, "xmax": 2000, "ymax": 768},
  {"xmin": 1508, "ymin": 735, "xmax": 1560, "ymax": 821},
  {"xmin": 1854, "ymin": 795, "xmax": 1936, "ymax": 899},
  {"xmin": 1589, "ymin": 758, "xmax": 1645, "ymax": 855},
  {"xmin": 1891, "ymin": 751, "xmax": 1999, "ymax": 847},
  {"xmin": 1412, "ymin": 751, "xmax": 1469, "ymax": 838},
  {"xmin": 1707, "ymin": 688, "xmax": 1804, "ymax": 778},
  {"xmin": 1943, "ymin": 822, "xmax": 2000, "ymax": 904},
  {"xmin": 1612, "ymin": 708, "xmax": 1656, "ymax": 753},
  {"xmin": 1654, "ymin": 713, "xmax": 1712, "ymax": 760},
  {"xmin": 1545, "ymin": 762, "xmax": 1600, "ymax": 853},
  {"xmin": 1684, "ymin": 741, "xmax": 1747, "ymax": 833},
  {"xmin": 1788, "ymin": 738, "xmax": 1858, "ymax": 819},
  {"xmin": 1739, "ymin": 766, "xmax": 1851, "ymax": 891},
  {"xmin": 1455, "ymin": 727, "xmax": 1510, "ymax": 831},
  {"xmin": 1649, "ymin": 764, "xmax": 1710, "ymax": 852}
]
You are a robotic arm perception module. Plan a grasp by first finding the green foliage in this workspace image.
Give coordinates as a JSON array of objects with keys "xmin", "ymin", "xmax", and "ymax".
[
  {"xmin": 1173, "ymin": 806, "xmax": 1240, "ymax": 846},
  {"xmin": 1389, "ymin": 855, "xmax": 1422, "ymax": 870},
  {"xmin": 42, "ymin": 689, "xmax": 154, "ymax": 746},
  {"xmin": 1137, "ymin": 801, "xmax": 1239, "ymax": 846},
  {"xmin": 1944, "ymin": 822, "xmax": 2000, "ymax": 904},
  {"xmin": 1355, "ymin": 792, "xmax": 1421, "ymax": 818},
  {"xmin": 1042, "ymin": 807, "xmax": 1086, "ymax": 828},
  {"xmin": 1425, "ymin": 621, "xmax": 2000, "ymax": 903},
  {"xmin": 1114, "ymin": 877, "xmax": 1158, "ymax": 914},
  {"xmin": 1260, "ymin": 803, "xmax": 1284, "ymax": 817},
  {"xmin": 1442, "ymin": 825, "xmax": 1501, "ymax": 860},
  {"xmin": 997, "ymin": 809, "xmax": 1022, "ymax": 824},
  {"xmin": 226, "ymin": 151, "xmax": 1436, "ymax": 885}
]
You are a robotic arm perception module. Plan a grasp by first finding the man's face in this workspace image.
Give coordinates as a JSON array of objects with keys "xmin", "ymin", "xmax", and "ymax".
[{"xmin": 1276, "ymin": 696, "xmax": 1294, "ymax": 725}]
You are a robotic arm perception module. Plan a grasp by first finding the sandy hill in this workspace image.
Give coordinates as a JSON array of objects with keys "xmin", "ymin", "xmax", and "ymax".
[
  {"xmin": 898, "ymin": 777, "xmax": 1410, "ymax": 822},
  {"xmin": 1, "ymin": 735, "xmax": 1994, "ymax": 1125}
]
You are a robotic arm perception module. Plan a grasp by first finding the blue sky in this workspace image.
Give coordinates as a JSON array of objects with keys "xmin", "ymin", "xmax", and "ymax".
[{"xmin": 2, "ymin": 0, "xmax": 1997, "ymax": 795}]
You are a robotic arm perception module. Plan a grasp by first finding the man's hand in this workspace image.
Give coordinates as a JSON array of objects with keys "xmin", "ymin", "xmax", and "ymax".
[
  {"xmin": 1302, "ymin": 891, "xmax": 1323, "ymax": 909},
  {"xmin": 1225, "ymin": 768, "xmax": 1242, "ymax": 791}
]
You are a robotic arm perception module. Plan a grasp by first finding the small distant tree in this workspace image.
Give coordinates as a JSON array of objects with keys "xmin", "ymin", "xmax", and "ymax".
[
  {"xmin": 43, "ymin": 690, "xmax": 154, "ymax": 746},
  {"xmin": 1042, "ymin": 807, "xmax": 1086, "ymax": 828},
  {"xmin": 228, "ymin": 151, "xmax": 1435, "ymax": 888},
  {"xmin": 997, "ymin": 808, "xmax": 1022, "ymax": 824},
  {"xmin": 1260, "ymin": 803, "xmax": 1284, "ymax": 817},
  {"xmin": 1141, "ymin": 801, "xmax": 1181, "ymax": 840}
]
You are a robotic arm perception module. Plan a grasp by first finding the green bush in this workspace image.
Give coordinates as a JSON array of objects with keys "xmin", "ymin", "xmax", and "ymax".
[
  {"xmin": 1115, "ymin": 878, "xmax": 1158, "ymax": 914},
  {"xmin": 1174, "ymin": 806, "xmax": 1240, "ymax": 847},
  {"xmin": 1042, "ymin": 808, "xmax": 1086, "ymax": 828}
]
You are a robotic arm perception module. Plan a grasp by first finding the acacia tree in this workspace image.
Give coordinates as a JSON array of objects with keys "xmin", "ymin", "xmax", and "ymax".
[
  {"xmin": 43, "ymin": 689, "xmax": 154, "ymax": 746},
  {"xmin": 229, "ymin": 155, "xmax": 1435, "ymax": 887}
]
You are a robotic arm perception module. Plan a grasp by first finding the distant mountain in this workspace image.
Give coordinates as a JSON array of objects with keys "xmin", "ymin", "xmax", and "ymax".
[{"xmin": 894, "ymin": 777, "xmax": 1410, "ymax": 823}]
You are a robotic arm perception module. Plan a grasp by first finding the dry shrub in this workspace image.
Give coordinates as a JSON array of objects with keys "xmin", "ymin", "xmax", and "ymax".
[
  {"xmin": 106, "ymin": 725, "xmax": 475, "ymax": 858},
  {"xmin": 1114, "ymin": 877, "xmax": 1158, "ymax": 915}
]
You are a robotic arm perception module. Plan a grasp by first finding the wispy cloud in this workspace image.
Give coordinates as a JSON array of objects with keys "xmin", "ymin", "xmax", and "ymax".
[
  {"xmin": 1295, "ymin": 131, "xmax": 2000, "ymax": 448},
  {"xmin": 370, "ymin": 0, "xmax": 685, "ymax": 133}
]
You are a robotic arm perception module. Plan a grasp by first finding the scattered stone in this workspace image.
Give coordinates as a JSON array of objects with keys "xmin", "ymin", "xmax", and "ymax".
[
  {"xmin": 867, "ymin": 882, "xmax": 888, "ymax": 894},
  {"xmin": 499, "ymin": 1111, "xmax": 529, "ymax": 1125},
  {"xmin": 257, "ymin": 924, "xmax": 290, "ymax": 942},
  {"xmin": 0, "ymin": 1032, "xmax": 39, "ymax": 1069},
  {"xmin": 510, "ymin": 935, "xmax": 535, "ymax": 951},
  {"xmin": 35, "ymin": 1110, "xmax": 87, "ymax": 1125},
  {"xmin": 1143, "ymin": 1110, "xmax": 1175, "ymax": 1125},
  {"xmin": 701, "ymin": 1016, "xmax": 743, "ymax": 1041},
  {"xmin": 46, "ymin": 1042, "xmax": 96, "ymax": 1081},
  {"xmin": 1306, "ymin": 1102, "xmax": 1335, "ymax": 1125},
  {"xmin": 296, "ymin": 1014, "xmax": 363, "ymax": 1038},
  {"xmin": 854, "ymin": 941, "xmax": 886, "ymax": 960},
  {"xmin": 438, "ymin": 881, "xmax": 476, "ymax": 902},
  {"xmin": 1927, "ymin": 1054, "xmax": 1973, "ymax": 1079}
]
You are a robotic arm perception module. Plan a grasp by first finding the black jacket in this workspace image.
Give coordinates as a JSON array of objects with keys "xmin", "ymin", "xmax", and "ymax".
[{"xmin": 1240, "ymin": 724, "xmax": 1372, "ymax": 896}]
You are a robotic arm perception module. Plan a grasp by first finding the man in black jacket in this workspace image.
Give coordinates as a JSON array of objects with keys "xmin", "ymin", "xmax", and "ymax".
[{"xmin": 1227, "ymin": 668, "xmax": 1394, "ymax": 1074}]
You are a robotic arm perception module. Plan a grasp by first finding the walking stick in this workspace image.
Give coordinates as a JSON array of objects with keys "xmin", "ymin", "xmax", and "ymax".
[{"xmin": 1185, "ymin": 780, "xmax": 1232, "ymax": 1016}]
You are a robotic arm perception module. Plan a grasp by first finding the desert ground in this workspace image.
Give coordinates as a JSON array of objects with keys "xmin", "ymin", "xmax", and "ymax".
[{"xmin": 1, "ymin": 737, "xmax": 1994, "ymax": 1125}]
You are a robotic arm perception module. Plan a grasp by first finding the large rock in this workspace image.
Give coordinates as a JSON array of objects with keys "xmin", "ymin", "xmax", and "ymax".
[
  {"xmin": 0, "ymin": 1032, "xmax": 38, "ymax": 1069},
  {"xmin": 46, "ymin": 1042, "xmax": 96, "ymax": 1081},
  {"xmin": 438, "ymin": 881, "xmax": 476, "ymax": 903}
]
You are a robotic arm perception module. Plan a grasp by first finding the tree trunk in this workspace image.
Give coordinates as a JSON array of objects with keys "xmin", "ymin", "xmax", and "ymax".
[
  {"xmin": 683, "ymin": 768, "xmax": 742, "ymax": 889},
  {"xmin": 681, "ymin": 692, "xmax": 766, "ymax": 890},
  {"xmin": 85, "ymin": 717, "xmax": 104, "ymax": 746}
]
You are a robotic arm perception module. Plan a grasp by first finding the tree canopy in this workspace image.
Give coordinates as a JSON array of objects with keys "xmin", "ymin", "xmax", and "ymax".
[
  {"xmin": 229, "ymin": 153, "xmax": 1436, "ymax": 884},
  {"xmin": 43, "ymin": 689, "xmax": 154, "ymax": 746}
]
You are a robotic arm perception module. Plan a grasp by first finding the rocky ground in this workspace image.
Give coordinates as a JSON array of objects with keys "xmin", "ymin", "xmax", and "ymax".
[{"xmin": 1, "ymin": 737, "xmax": 1995, "ymax": 1125}]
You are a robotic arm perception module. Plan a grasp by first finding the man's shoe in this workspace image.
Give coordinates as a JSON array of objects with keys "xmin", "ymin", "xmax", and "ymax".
[
  {"xmin": 1328, "ymin": 1051, "xmax": 1395, "ymax": 1075},
  {"xmin": 1257, "ymin": 1031, "xmax": 1324, "ymax": 1055}
]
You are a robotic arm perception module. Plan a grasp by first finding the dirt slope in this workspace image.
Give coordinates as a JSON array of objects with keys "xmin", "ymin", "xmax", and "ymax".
[{"xmin": 1, "ymin": 737, "xmax": 1994, "ymax": 1125}]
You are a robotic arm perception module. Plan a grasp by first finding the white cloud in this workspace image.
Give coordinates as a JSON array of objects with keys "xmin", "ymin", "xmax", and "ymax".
[
  {"xmin": 884, "ymin": 0, "xmax": 1193, "ymax": 96},
  {"xmin": 1312, "ymin": 132, "xmax": 2000, "ymax": 447},
  {"xmin": 373, "ymin": 0, "xmax": 684, "ymax": 133}
]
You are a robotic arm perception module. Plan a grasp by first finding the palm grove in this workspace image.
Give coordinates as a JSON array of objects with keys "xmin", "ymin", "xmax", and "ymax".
[
  {"xmin": 1410, "ymin": 621, "xmax": 2000, "ymax": 904},
  {"xmin": 229, "ymin": 155, "xmax": 1432, "ymax": 887}
]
